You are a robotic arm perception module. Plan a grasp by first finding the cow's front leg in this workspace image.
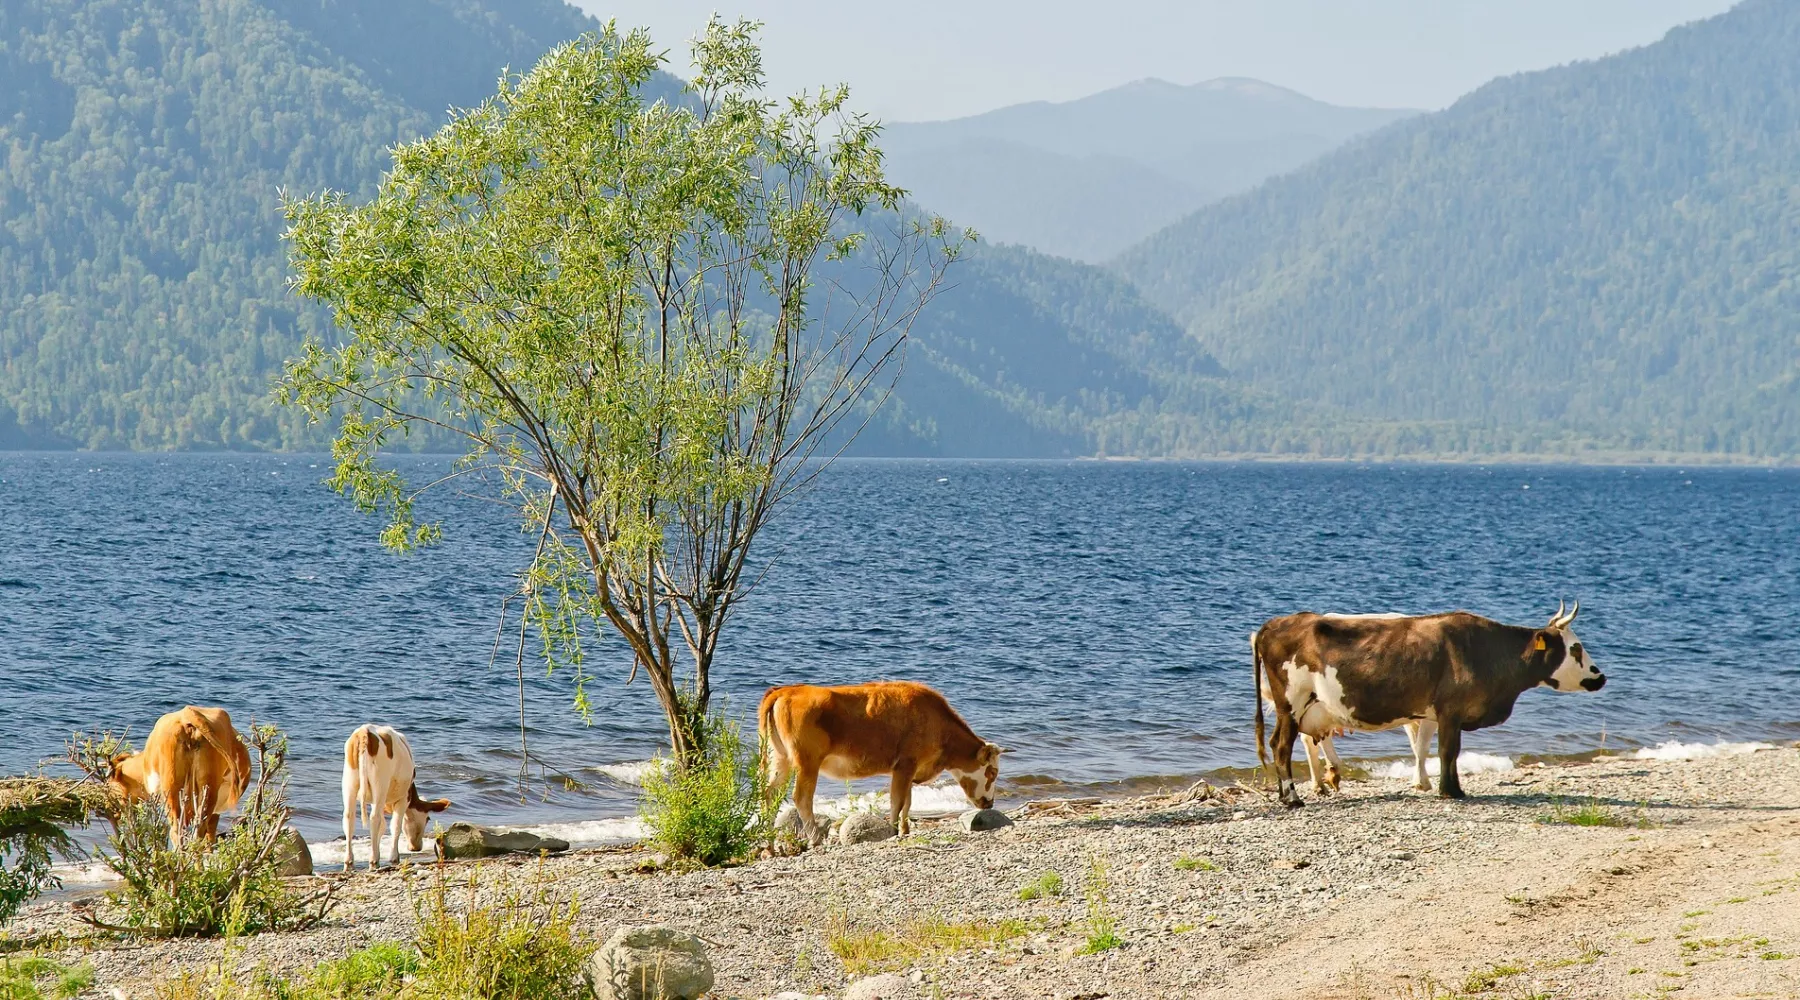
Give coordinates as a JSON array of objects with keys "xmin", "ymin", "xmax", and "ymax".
[
  {"xmin": 387, "ymin": 806, "xmax": 404, "ymax": 864},
  {"xmin": 888, "ymin": 769, "xmax": 914, "ymax": 837},
  {"xmin": 1408, "ymin": 719, "xmax": 1437, "ymax": 792},
  {"xmin": 793, "ymin": 766, "xmax": 826, "ymax": 846},
  {"xmin": 1436, "ymin": 724, "xmax": 1466, "ymax": 799}
]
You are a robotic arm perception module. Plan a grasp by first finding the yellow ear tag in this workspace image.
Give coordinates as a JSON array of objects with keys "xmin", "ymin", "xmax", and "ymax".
[{"xmin": 1533, "ymin": 636, "xmax": 1547, "ymax": 651}]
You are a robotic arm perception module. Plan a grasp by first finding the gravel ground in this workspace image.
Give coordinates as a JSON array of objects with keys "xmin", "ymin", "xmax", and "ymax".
[{"xmin": 11, "ymin": 744, "xmax": 1800, "ymax": 999}]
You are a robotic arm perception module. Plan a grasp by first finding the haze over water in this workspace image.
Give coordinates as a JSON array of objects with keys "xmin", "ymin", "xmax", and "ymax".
[{"xmin": 3, "ymin": 455, "xmax": 1796, "ymax": 844}]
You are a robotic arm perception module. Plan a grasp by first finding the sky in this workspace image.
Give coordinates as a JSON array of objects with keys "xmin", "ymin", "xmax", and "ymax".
[{"xmin": 569, "ymin": 0, "xmax": 1740, "ymax": 122}]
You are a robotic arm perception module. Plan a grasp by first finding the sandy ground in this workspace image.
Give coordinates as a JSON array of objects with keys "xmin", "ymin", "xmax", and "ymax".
[{"xmin": 10, "ymin": 744, "xmax": 1800, "ymax": 999}]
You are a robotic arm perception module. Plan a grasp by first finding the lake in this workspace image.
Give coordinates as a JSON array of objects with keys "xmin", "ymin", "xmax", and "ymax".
[{"xmin": 3, "ymin": 455, "xmax": 1796, "ymax": 852}]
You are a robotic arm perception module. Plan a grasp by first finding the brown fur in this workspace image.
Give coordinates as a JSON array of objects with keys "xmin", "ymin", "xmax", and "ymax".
[
  {"xmin": 1254, "ymin": 612, "xmax": 1578, "ymax": 803},
  {"xmin": 109, "ymin": 706, "xmax": 252, "ymax": 846},
  {"xmin": 758, "ymin": 681, "xmax": 1002, "ymax": 839}
]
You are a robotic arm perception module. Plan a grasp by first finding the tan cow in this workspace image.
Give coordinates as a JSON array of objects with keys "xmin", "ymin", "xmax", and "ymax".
[
  {"xmin": 108, "ymin": 706, "xmax": 252, "ymax": 847},
  {"xmin": 759, "ymin": 681, "xmax": 1006, "ymax": 842}
]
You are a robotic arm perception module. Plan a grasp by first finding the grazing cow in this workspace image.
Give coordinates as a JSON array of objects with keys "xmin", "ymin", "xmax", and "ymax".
[
  {"xmin": 759, "ymin": 681, "xmax": 1007, "ymax": 842},
  {"xmin": 341, "ymin": 725, "xmax": 451, "ymax": 870},
  {"xmin": 1254, "ymin": 601, "xmax": 1604, "ymax": 805},
  {"xmin": 108, "ymin": 706, "xmax": 252, "ymax": 847}
]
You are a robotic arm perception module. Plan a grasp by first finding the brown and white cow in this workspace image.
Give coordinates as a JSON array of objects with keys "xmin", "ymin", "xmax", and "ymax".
[
  {"xmin": 341, "ymin": 724, "xmax": 451, "ymax": 870},
  {"xmin": 1254, "ymin": 601, "xmax": 1604, "ymax": 805},
  {"xmin": 108, "ymin": 706, "xmax": 252, "ymax": 847},
  {"xmin": 759, "ymin": 681, "xmax": 1006, "ymax": 842}
]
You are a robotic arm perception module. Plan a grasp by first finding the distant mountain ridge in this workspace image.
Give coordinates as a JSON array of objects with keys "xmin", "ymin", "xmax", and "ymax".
[
  {"xmin": 1115, "ymin": 0, "xmax": 1800, "ymax": 458},
  {"xmin": 0, "ymin": 0, "xmax": 1228, "ymax": 455},
  {"xmin": 880, "ymin": 77, "xmax": 1419, "ymax": 261}
]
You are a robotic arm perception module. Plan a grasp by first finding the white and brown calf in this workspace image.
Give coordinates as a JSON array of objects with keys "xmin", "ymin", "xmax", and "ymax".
[{"xmin": 341, "ymin": 725, "xmax": 450, "ymax": 870}]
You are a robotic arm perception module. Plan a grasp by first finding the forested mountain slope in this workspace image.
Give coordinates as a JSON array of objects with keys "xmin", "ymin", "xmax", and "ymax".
[
  {"xmin": 883, "ymin": 78, "xmax": 1417, "ymax": 262},
  {"xmin": 0, "ymin": 0, "xmax": 1228, "ymax": 455},
  {"xmin": 1118, "ymin": 0, "xmax": 1800, "ymax": 457}
]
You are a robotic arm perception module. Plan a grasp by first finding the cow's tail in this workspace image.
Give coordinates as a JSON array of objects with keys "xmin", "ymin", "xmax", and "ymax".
[
  {"xmin": 1252, "ymin": 629, "xmax": 1270, "ymax": 781},
  {"xmin": 185, "ymin": 718, "xmax": 247, "ymax": 808},
  {"xmin": 757, "ymin": 690, "xmax": 783, "ymax": 770}
]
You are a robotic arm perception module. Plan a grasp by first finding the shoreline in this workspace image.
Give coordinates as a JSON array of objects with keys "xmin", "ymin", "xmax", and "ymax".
[{"xmin": 12, "ymin": 742, "xmax": 1800, "ymax": 998}]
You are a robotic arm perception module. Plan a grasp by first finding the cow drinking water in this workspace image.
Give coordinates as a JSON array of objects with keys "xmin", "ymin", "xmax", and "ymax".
[
  {"xmin": 341, "ymin": 725, "xmax": 450, "ymax": 870},
  {"xmin": 1253, "ymin": 601, "xmax": 1604, "ymax": 805},
  {"xmin": 759, "ymin": 681, "xmax": 1006, "ymax": 843}
]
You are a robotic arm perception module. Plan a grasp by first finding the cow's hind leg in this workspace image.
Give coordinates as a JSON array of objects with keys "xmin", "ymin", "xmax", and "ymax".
[
  {"xmin": 1318, "ymin": 735, "xmax": 1343, "ymax": 793},
  {"xmin": 1271, "ymin": 712, "xmax": 1303, "ymax": 808},
  {"xmin": 1301, "ymin": 735, "xmax": 1326, "ymax": 794},
  {"xmin": 1436, "ymin": 724, "xmax": 1466, "ymax": 799},
  {"xmin": 792, "ymin": 764, "xmax": 825, "ymax": 847},
  {"xmin": 888, "ymin": 768, "xmax": 914, "ymax": 837}
]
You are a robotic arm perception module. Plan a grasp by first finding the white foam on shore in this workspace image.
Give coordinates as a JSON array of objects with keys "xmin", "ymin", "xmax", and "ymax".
[
  {"xmin": 809, "ymin": 781, "xmax": 972, "ymax": 821},
  {"xmin": 592, "ymin": 760, "xmax": 665, "ymax": 785},
  {"xmin": 1375, "ymin": 751, "xmax": 1515, "ymax": 780},
  {"xmin": 1630, "ymin": 740, "xmax": 1777, "ymax": 761}
]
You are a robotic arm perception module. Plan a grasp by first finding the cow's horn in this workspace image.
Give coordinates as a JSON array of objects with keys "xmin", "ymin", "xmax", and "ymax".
[
  {"xmin": 1550, "ymin": 598, "xmax": 1568, "ymax": 628},
  {"xmin": 1565, "ymin": 598, "xmax": 1579, "ymax": 624}
]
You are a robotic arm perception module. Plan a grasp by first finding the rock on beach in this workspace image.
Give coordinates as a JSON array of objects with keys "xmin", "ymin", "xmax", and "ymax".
[
  {"xmin": 590, "ymin": 924, "xmax": 714, "ymax": 1000},
  {"xmin": 436, "ymin": 822, "xmax": 570, "ymax": 860}
]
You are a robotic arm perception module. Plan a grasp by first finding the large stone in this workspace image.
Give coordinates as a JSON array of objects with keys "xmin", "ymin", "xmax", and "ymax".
[
  {"xmin": 958, "ymin": 808, "xmax": 1013, "ymax": 832},
  {"xmin": 273, "ymin": 826, "xmax": 312, "ymax": 876},
  {"xmin": 844, "ymin": 973, "xmax": 916, "ymax": 1000},
  {"xmin": 837, "ymin": 811, "xmax": 896, "ymax": 846},
  {"xmin": 590, "ymin": 924, "xmax": 714, "ymax": 1000},
  {"xmin": 436, "ymin": 822, "xmax": 570, "ymax": 860}
]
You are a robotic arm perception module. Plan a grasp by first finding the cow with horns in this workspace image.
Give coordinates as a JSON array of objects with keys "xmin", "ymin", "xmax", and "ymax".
[{"xmin": 1253, "ymin": 601, "xmax": 1604, "ymax": 806}]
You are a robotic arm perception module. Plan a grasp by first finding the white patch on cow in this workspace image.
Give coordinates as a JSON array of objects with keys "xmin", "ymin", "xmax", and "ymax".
[
  {"xmin": 1541, "ymin": 625, "xmax": 1605, "ymax": 692},
  {"xmin": 1282, "ymin": 661, "xmax": 1412, "ymax": 738},
  {"xmin": 144, "ymin": 769, "xmax": 163, "ymax": 796},
  {"xmin": 949, "ymin": 764, "xmax": 997, "ymax": 809}
]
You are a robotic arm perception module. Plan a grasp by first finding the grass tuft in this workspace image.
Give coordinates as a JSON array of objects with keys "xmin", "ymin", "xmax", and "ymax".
[
  {"xmin": 1078, "ymin": 855, "xmax": 1124, "ymax": 955},
  {"xmin": 1016, "ymin": 871, "xmax": 1063, "ymax": 901},
  {"xmin": 825, "ymin": 913, "xmax": 1029, "ymax": 975},
  {"xmin": 1537, "ymin": 797, "xmax": 1654, "ymax": 829},
  {"xmin": 0, "ymin": 956, "xmax": 94, "ymax": 1000},
  {"xmin": 1173, "ymin": 855, "xmax": 1218, "ymax": 872}
]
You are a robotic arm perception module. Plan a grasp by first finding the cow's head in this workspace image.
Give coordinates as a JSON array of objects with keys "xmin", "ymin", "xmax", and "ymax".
[
  {"xmin": 952, "ymin": 743, "xmax": 1007, "ymax": 810},
  {"xmin": 402, "ymin": 783, "xmax": 452, "ymax": 852},
  {"xmin": 106, "ymin": 752, "xmax": 148, "ymax": 806},
  {"xmin": 1531, "ymin": 600, "xmax": 1605, "ymax": 693}
]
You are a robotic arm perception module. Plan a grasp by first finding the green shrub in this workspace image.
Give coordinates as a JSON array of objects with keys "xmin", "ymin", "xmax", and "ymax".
[
  {"xmin": 639, "ymin": 712, "xmax": 783, "ymax": 867},
  {"xmin": 0, "ymin": 956, "xmax": 93, "ymax": 1000},
  {"xmin": 85, "ymin": 726, "xmax": 335, "ymax": 937},
  {"xmin": 407, "ymin": 872, "xmax": 591, "ymax": 1000},
  {"xmin": 151, "ymin": 876, "xmax": 587, "ymax": 1000},
  {"xmin": 1, "ymin": 776, "xmax": 106, "ymax": 923}
]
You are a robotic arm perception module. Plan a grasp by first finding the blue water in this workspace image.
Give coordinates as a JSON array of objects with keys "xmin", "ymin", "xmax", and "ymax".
[{"xmin": 3, "ymin": 455, "xmax": 1797, "ymax": 843}]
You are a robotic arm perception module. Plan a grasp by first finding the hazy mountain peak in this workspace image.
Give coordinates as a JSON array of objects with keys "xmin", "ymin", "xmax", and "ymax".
[{"xmin": 879, "ymin": 75, "xmax": 1419, "ymax": 262}]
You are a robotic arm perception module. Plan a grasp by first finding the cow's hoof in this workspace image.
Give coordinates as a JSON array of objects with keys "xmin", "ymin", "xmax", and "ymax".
[
  {"xmin": 1278, "ymin": 783, "xmax": 1304, "ymax": 809},
  {"xmin": 1414, "ymin": 781, "xmax": 1432, "ymax": 792},
  {"xmin": 1439, "ymin": 787, "xmax": 1467, "ymax": 800}
]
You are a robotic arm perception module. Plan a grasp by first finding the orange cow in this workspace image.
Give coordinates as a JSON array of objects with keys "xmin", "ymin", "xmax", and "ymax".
[
  {"xmin": 108, "ymin": 706, "xmax": 252, "ymax": 847},
  {"xmin": 759, "ymin": 681, "xmax": 1006, "ymax": 842}
]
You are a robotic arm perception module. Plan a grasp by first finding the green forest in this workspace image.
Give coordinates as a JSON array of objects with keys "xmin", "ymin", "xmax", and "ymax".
[
  {"xmin": 1117, "ymin": 0, "xmax": 1800, "ymax": 458},
  {"xmin": 0, "ymin": 0, "xmax": 1794, "ymax": 458}
]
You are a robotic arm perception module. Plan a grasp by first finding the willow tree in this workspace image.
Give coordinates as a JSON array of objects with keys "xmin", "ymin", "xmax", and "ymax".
[{"xmin": 280, "ymin": 21, "xmax": 963, "ymax": 764}]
